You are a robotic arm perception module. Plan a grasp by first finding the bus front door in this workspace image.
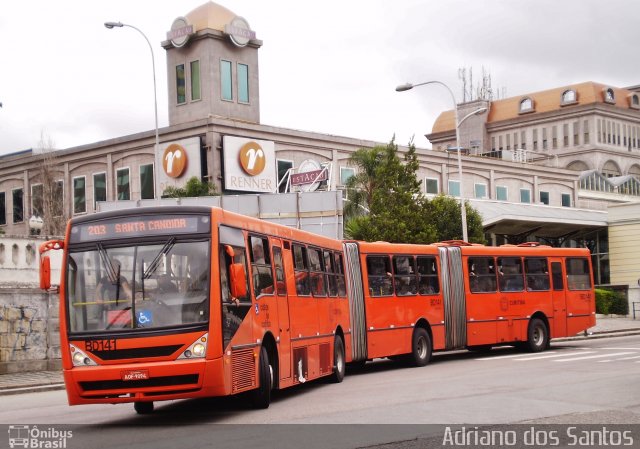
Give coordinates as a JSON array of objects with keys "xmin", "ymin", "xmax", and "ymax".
[{"xmin": 550, "ymin": 259, "xmax": 568, "ymax": 337}]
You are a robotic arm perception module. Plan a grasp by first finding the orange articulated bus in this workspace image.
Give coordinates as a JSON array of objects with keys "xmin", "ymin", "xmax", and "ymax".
[
  {"xmin": 39, "ymin": 208, "xmax": 596, "ymax": 414},
  {"xmin": 39, "ymin": 206, "xmax": 351, "ymax": 414},
  {"xmin": 344, "ymin": 240, "xmax": 596, "ymax": 365}
]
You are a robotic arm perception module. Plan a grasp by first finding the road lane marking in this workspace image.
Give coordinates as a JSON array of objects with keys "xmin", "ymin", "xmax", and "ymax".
[
  {"xmin": 616, "ymin": 355, "xmax": 640, "ymax": 361},
  {"xmin": 553, "ymin": 351, "xmax": 635, "ymax": 362},
  {"xmin": 599, "ymin": 347, "xmax": 640, "ymax": 350},
  {"xmin": 475, "ymin": 352, "xmax": 556, "ymax": 361},
  {"xmin": 513, "ymin": 351, "xmax": 594, "ymax": 361}
]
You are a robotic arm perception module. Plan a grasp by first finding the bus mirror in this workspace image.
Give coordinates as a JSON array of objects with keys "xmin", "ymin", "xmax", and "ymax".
[
  {"xmin": 225, "ymin": 245, "xmax": 235, "ymax": 259},
  {"xmin": 40, "ymin": 256, "xmax": 51, "ymax": 290},
  {"xmin": 229, "ymin": 263, "xmax": 247, "ymax": 298}
]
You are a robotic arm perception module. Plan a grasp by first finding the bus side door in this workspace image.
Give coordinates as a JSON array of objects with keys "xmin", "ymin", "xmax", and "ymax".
[
  {"xmin": 550, "ymin": 259, "xmax": 567, "ymax": 337},
  {"xmin": 272, "ymin": 239, "xmax": 292, "ymax": 381}
]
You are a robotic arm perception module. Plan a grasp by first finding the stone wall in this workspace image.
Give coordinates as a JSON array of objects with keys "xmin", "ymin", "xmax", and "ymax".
[{"xmin": 0, "ymin": 288, "xmax": 61, "ymax": 373}]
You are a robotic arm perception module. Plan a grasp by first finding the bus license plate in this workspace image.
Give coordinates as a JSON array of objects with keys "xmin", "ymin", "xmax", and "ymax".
[{"xmin": 121, "ymin": 370, "xmax": 150, "ymax": 381}]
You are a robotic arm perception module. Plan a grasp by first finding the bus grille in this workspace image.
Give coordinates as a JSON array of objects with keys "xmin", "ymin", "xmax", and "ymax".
[
  {"xmin": 231, "ymin": 348, "xmax": 256, "ymax": 393},
  {"xmin": 90, "ymin": 345, "xmax": 183, "ymax": 361},
  {"xmin": 79, "ymin": 374, "xmax": 199, "ymax": 391}
]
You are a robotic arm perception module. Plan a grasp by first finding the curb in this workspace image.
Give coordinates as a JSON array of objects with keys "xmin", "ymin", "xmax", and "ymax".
[
  {"xmin": 0, "ymin": 383, "xmax": 66, "ymax": 397},
  {"xmin": 554, "ymin": 329, "xmax": 640, "ymax": 342}
]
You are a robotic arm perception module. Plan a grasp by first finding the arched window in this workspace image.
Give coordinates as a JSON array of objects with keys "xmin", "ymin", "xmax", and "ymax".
[
  {"xmin": 561, "ymin": 89, "xmax": 577, "ymax": 104},
  {"xmin": 602, "ymin": 160, "xmax": 621, "ymax": 178},
  {"xmin": 604, "ymin": 87, "xmax": 615, "ymax": 104},
  {"xmin": 629, "ymin": 94, "xmax": 640, "ymax": 110},
  {"xmin": 567, "ymin": 160, "xmax": 589, "ymax": 172},
  {"xmin": 519, "ymin": 97, "xmax": 534, "ymax": 113},
  {"xmin": 629, "ymin": 164, "xmax": 640, "ymax": 178}
]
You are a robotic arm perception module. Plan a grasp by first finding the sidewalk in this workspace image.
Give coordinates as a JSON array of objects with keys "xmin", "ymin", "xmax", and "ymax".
[{"xmin": 1, "ymin": 316, "xmax": 639, "ymax": 397}]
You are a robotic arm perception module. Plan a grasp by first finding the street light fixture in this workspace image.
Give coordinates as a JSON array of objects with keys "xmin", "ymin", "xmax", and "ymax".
[
  {"xmin": 396, "ymin": 80, "xmax": 487, "ymax": 242},
  {"xmin": 104, "ymin": 21, "xmax": 160, "ymax": 160}
]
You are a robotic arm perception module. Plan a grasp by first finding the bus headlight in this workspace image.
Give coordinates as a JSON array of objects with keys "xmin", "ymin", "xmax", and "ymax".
[
  {"xmin": 178, "ymin": 334, "xmax": 208, "ymax": 359},
  {"xmin": 70, "ymin": 345, "xmax": 98, "ymax": 366}
]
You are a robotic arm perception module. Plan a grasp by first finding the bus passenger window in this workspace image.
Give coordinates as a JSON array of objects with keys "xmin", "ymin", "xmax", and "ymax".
[
  {"xmin": 293, "ymin": 244, "xmax": 310, "ymax": 296},
  {"xmin": 417, "ymin": 256, "xmax": 439, "ymax": 294},
  {"xmin": 324, "ymin": 250, "xmax": 338, "ymax": 297},
  {"xmin": 468, "ymin": 257, "xmax": 497, "ymax": 293},
  {"xmin": 566, "ymin": 258, "xmax": 592, "ymax": 290},
  {"xmin": 334, "ymin": 252, "xmax": 347, "ymax": 297},
  {"xmin": 308, "ymin": 247, "xmax": 326, "ymax": 297},
  {"xmin": 272, "ymin": 246, "xmax": 287, "ymax": 296},
  {"xmin": 498, "ymin": 257, "xmax": 524, "ymax": 292},
  {"xmin": 393, "ymin": 255, "xmax": 417, "ymax": 296},
  {"xmin": 366, "ymin": 256, "xmax": 392, "ymax": 297},
  {"xmin": 525, "ymin": 257, "xmax": 550, "ymax": 291},
  {"xmin": 250, "ymin": 236, "xmax": 274, "ymax": 298}
]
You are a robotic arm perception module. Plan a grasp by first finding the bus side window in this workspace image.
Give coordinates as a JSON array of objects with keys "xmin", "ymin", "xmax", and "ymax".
[
  {"xmin": 272, "ymin": 246, "xmax": 287, "ymax": 296},
  {"xmin": 250, "ymin": 236, "xmax": 274, "ymax": 298},
  {"xmin": 292, "ymin": 244, "xmax": 311, "ymax": 296},
  {"xmin": 551, "ymin": 262, "xmax": 564, "ymax": 291},
  {"xmin": 334, "ymin": 252, "xmax": 347, "ymax": 297},
  {"xmin": 417, "ymin": 256, "xmax": 439, "ymax": 295},
  {"xmin": 498, "ymin": 257, "xmax": 524, "ymax": 292},
  {"xmin": 367, "ymin": 255, "xmax": 392, "ymax": 297},
  {"xmin": 525, "ymin": 257, "xmax": 550, "ymax": 291},
  {"xmin": 324, "ymin": 250, "xmax": 338, "ymax": 297},
  {"xmin": 566, "ymin": 258, "xmax": 592, "ymax": 290},
  {"xmin": 468, "ymin": 257, "xmax": 497, "ymax": 293},
  {"xmin": 308, "ymin": 247, "xmax": 326, "ymax": 297},
  {"xmin": 393, "ymin": 255, "xmax": 417, "ymax": 296}
]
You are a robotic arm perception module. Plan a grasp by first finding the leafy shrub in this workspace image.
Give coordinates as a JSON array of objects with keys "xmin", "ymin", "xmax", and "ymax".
[{"xmin": 595, "ymin": 288, "xmax": 628, "ymax": 315}]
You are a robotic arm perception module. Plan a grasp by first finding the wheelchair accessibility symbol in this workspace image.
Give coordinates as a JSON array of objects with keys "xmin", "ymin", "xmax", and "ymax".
[{"xmin": 137, "ymin": 310, "xmax": 153, "ymax": 326}]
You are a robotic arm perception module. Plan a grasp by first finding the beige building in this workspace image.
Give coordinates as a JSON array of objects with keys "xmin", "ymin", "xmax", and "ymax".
[
  {"xmin": 608, "ymin": 202, "xmax": 640, "ymax": 310},
  {"xmin": 0, "ymin": 1, "xmax": 637, "ymax": 297}
]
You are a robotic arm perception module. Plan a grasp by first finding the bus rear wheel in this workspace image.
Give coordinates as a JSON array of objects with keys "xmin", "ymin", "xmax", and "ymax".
[
  {"xmin": 411, "ymin": 328, "xmax": 432, "ymax": 367},
  {"xmin": 251, "ymin": 346, "xmax": 271, "ymax": 409},
  {"xmin": 134, "ymin": 401, "xmax": 154, "ymax": 414},
  {"xmin": 330, "ymin": 336, "xmax": 345, "ymax": 383},
  {"xmin": 527, "ymin": 318, "xmax": 549, "ymax": 353}
]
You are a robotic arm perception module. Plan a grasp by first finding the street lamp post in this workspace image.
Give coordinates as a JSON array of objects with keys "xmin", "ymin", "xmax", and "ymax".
[
  {"xmin": 104, "ymin": 21, "xmax": 160, "ymax": 160},
  {"xmin": 396, "ymin": 81, "xmax": 486, "ymax": 242}
]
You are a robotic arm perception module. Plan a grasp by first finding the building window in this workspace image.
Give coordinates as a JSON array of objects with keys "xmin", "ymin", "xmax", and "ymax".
[
  {"xmin": 93, "ymin": 173, "xmax": 106, "ymax": 210},
  {"xmin": 630, "ymin": 94, "xmax": 640, "ymax": 110},
  {"xmin": 340, "ymin": 167, "xmax": 355, "ymax": 186},
  {"xmin": 31, "ymin": 184, "xmax": 44, "ymax": 218},
  {"xmin": 425, "ymin": 178, "xmax": 439, "ymax": 194},
  {"xmin": 561, "ymin": 193, "xmax": 571, "ymax": 207},
  {"xmin": 532, "ymin": 129, "xmax": 538, "ymax": 150},
  {"xmin": 139, "ymin": 164, "xmax": 155, "ymax": 200},
  {"xmin": 73, "ymin": 176, "xmax": 86, "ymax": 214},
  {"xmin": 491, "ymin": 136, "xmax": 496, "ymax": 151},
  {"xmin": 520, "ymin": 131, "xmax": 526, "ymax": 150},
  {"xmin": 539, "ymin": 191, "xmax": 549, "ymax": 205},
  {"xmin": 190, "ymin": 60, "xmax": 201, "ymax": 101},
  {"xmin": 584, "ymin": 120, "xmax": 589, "ymax": 144},
  {"xmin": 520, "ymin": 188, "xmax": 531, "ymax": 204},
  {"xmin": 237, "ymin": 63, "xmax": 249, "ymax": 104},
  {"xmin": 506, "ymin": 133, "xmax": 511, "ymax": 151},
  {"xmin": 52, "ymin": 181, "xmax": 64, "ymax": 217},
  {"xmin": 448, "ymin": 180, "xmax": 460, "ymax": 197},
  {"xmin": 573, "ymin": 121, "xmax": 580, "ymax": 146},
  {"xmin": 474, "ymin": 183, "xmax": 487, "ymax": 199},
  {"xmin": 496, "ymin": 185, "xmax": 508, "ymax": 201},
  {"xmin": 563, "ymin": 123, "xmax": 569, "ymax": 147},
  {"xmin": 0, "ymin": 192, "xmax": 6, "ymax": 225},
  {"xmin": 604, "ymin": 87, "xmax": 615, "ymax": 104},
  {"xmin": 542, "ymin": 128, "xmax": 548, "ymax": 150},
  {"xmin": 561, "ymin": 89, "xmax": 577, "ymax": 105},
  {"xmin": 277, "ymin": 159, "xmax": 293, "ymax": 193},
  {"xmin": 519, "ymin": 97, "xmax": 534, "ymax": 113},
  {"xmin": 116, "ymin": 168, "xmax": 130, "ymax": 201},
  {"xmin": 221, "ymin": 60, "xmax": 233, "ymax": 101},
  {"xmin": 552, "ymin": 125, "xmax": 558, "ymax": 148},
  {"xmin": 176, "ymin": 64, "xmax": 186, "ymax": 104},
  {"xmin": 12, "ymin": 188, "xmax": 24, "ymax": 223}
]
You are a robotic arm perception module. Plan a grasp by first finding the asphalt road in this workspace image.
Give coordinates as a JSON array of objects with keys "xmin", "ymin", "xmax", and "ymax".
[{"xmin": 1, "ymin": 335, "xmax": 639, "ymax": 448}]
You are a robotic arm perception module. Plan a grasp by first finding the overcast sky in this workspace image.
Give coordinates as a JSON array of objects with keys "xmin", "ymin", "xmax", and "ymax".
[{"xmin": 1, "ymin": 0, "xmax": 639, "ymax": 156}]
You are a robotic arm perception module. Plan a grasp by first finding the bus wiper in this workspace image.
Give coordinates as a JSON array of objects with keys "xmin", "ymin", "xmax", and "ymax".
[
  {"xmin": 143, "ymin": 238, "xmax": 176, "ymax": 279},
  {"xmin": 97, "ymin": 243, "xmax": 123, "ymax": 306}
]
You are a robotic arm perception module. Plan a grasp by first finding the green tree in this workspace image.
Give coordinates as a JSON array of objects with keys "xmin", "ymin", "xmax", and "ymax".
[
  {"xmin": 344, "ymin": 138, "xmax": 485, "ymax": 244},
  {"xmin": 162, "ymin": 176, "xmax": 218, "ymax": 198}
]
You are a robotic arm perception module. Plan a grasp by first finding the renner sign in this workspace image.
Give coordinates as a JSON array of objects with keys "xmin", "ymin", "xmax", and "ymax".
[{"xmin": 223, "ymin": 136, "xmax": 276, "ymax": 193}]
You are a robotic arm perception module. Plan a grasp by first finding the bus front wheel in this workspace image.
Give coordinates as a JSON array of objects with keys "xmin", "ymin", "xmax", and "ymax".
[
  {"xmin": 411, "ymin": 328, "xmax": 432, "ymax": 367},
  {"xmin": 251, "ymin": 346, "xmax": 271, "ymax": 409},
  {"xmin": 134, "ymin": 401, "xmax": 154, "ymax": 414},
  {"xmin": 527, "ymin": 318, "xmax": 549, "ymax": 353}
]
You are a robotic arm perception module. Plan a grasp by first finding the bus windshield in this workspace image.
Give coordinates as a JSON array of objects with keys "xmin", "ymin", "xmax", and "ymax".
[{"xmin": 66, "ymin": 239, "xmax": 210, "ymax": 333}]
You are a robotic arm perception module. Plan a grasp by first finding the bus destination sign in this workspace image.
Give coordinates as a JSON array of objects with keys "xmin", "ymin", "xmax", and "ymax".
[{"xmin": 70, "ymin": 215, "xmax": 208, "ymax": 243}]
